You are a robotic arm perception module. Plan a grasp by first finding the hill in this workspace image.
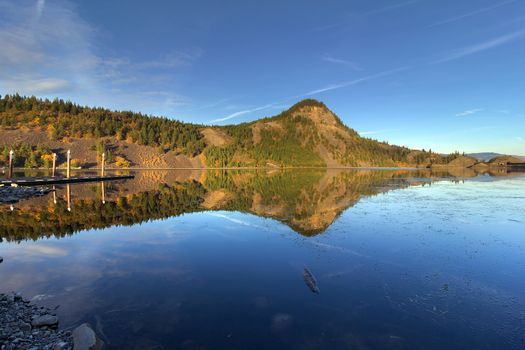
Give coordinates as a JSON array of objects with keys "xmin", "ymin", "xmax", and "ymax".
[
  {"xmin": 488, "ymin": 155, "xmax": 525, "ymax": 166},
  {"xmin": 468, "ymin": 152, "xmax": 525, "ymax": 162},
  {"xmin": 0, "ymin": 94, "xmax": 487, "ymax": 169},
  {"xmin": 468, "ymin": 152, "xmax": 504, "ymax": 162}
]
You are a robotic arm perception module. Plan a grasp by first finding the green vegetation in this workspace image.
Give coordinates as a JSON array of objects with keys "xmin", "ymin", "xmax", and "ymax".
[
  {"xmin": 2, "ymin": 167, "xmax": 487, "ymax": 241},
  {"xmin": 0, "ymin": 95, "xmax": 467, "ymax": 168},
  {"xmin": 1, "ymin": 169, "xmax": 411, "ymax": 240},
  {"xmin": 411, "ymin": 149, "xmax": 462, "ymax": 165},
  {"xmin": 0, "ymin": 181, "xmax": 206, "ymax": 242},
  {"xmin": 92, "ymin": 139, "xmax": 114, "ymax": 163},
  {"xmin": 204, "ymin": 169, "xmax": 324, "ymax": 210},
  {"xmin": 0, "ymin": 94, "xmax": 205, "ymax": 156},
  {"xmin": 0, "ymin": 144, "xmax": 53, "ymax": 168}
]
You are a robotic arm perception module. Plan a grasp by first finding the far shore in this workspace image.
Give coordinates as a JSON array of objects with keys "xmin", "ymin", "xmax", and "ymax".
[
  {"xmin": 3, "ymin": 163, "xmax": 520, "ymax": 172},
  {"xmin": 3, "ymin": 166, "xmax": 435, "ymax": 171}
]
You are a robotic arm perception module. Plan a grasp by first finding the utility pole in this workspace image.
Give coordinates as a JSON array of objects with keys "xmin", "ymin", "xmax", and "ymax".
[
  {"xmin": 101, "ymin": 181, "xmax": 105, "ymax": 204},
  {"xmin": 8, "ymin": 150, "xmax": 14, "ymax": 178},
  {"xmin": 66, "ymin": 184, "xmax": 71, "ymax": 212},
  {"xmin": 101, "ymin": 152, "xmax": 105, "ymax": 177},
  {"xmin": 52, "ymin": 153, "xmax": 57, "ymax": 177},
  {"xmin": 66, "ymin": 150, "xmax": 71, "ymax": 178}
]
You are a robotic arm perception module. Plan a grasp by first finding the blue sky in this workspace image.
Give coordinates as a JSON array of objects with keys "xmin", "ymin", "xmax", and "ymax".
[{"xmin": 0, "ymin": 0, "xmax": 524, "ymax": 154}]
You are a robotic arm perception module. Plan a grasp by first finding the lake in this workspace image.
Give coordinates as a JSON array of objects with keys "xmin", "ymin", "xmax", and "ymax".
[{"xmin": 1, "ymin": 169, "xmax": 524, "ymax": 349}]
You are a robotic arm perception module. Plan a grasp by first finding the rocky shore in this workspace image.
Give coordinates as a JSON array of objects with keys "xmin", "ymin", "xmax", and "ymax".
[
  {"xmin": 0, "ymin": 186, "xmax": 51, "ymax": 204},
  {"xmin": 0, "ymin": 293, "xmax": 102, "ymax": 350}
]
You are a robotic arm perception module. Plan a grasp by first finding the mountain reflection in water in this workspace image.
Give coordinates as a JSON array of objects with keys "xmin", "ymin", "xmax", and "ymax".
[
  {"xmin": 2, "ymin": 168, "xmax": 516, "ymax": 241},
  {"xmin": 1, "ymin": 169, "xmax": 525, "ymax": 350}
]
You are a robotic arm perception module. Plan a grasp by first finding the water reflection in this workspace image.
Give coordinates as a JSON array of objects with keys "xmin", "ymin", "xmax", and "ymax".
[
  {"xmin": 1, "ymin": 169, "xmax": 524, "ymax": 349},
  {"xmin": 3, "ymin": 168, "xmax": 520, "ymax": 241}
]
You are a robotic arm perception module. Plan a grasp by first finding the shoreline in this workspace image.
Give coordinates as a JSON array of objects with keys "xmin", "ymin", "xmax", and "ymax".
[
  {"xmin": 2, "ymin": 165, "xmax": 517, "ymax": 172},
  {"xmin": 0, "ymin": 292, "xmax": 102, "ymax": 350},
  {"xmin": 2, "ymin": 166, "xmax": 438, "ymax": 171}
]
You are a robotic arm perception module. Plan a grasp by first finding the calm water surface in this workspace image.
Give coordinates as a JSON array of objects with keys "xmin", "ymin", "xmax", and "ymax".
[{"xmin": 1, "ymin": 169, "xmax": 524, "ymax": 349}]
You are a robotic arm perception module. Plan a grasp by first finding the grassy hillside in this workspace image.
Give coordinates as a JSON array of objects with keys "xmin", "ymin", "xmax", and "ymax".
[{"xmin": 0, "ymin": 94, "xmax": 466, "ymax": 168}]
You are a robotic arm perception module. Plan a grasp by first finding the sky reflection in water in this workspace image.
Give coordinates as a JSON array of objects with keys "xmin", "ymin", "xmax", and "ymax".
[{"xmin": 1, "ymin": 170, "xmax": 524, "ymax": 349}]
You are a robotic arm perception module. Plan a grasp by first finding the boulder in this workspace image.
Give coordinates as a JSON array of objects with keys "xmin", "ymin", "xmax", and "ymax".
[
  {"xmin": 72, "ymin": 323, "xmax": 103, "ymax": 350},
  {"xmin": 31, "ymin": 314, "xmax": 59, "ymax": 328}
]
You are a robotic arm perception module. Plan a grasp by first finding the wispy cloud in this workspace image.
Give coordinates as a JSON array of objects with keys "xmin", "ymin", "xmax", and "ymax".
[
  {"xmin": 312, "ymin": 0, "xmax": 419, "ymax": 32},
  {"xmin": 0, "ymin": 0, "xmax": 198, "ymax": 116},
  {"xmin": 207, "ymin": 212, "xmax": 270, "ymax": 231},
  {"xmin": 134, "ymin": 49, "xmax": 203, "ymax": 70},
  {"xmin": 429, "ymin": 0, "xmax": 516, "ymax": 28},
  {"xmin": 433, "ymin": 30, "xmax": 525, "ymax": 63},
  {"xmin": 35, "ymin": 0, "xmax": 45, "ymax": 19},
  {"xmin": 304, "ymin": 66, "xmax": 409, "ymax": 96},
  {"xmin": 359, "ymin": 129, "xmax": 397, "ymax": 136},
  {"xmin": 516, "ymin": 136, "xmax": 524, "ymax": 142},
  {"xmin": 322, "ymin": 55, "xmax": 363, "ymax": 71},
  {"xmin": 210, "ymin": 103, "xmax": 279, "ymax": 123},
  {"xmin": 365, "ymin": 0, "xmax": 420, "ymax": 15},
  {"xmin": 4, "ymin": 78, "xmax": 69, "ymax": 94},
  {"xmin": 187, "ymin": 97, "xmax": 240, "ymax": 112},
  {"xmin": 456, "ymin": 108, "xmax": 483, "ymax": 117},
  {"xmin": 209, "ymin": 66, "xmax": 410, "ymax": 124}
]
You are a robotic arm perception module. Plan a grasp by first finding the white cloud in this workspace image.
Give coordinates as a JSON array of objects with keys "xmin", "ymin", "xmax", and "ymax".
[
  {"xmin": 4, "ymin": 78, "xmax": 69, "ymax": 94},
  {"xmin": 304, "ymin": 66, "xmax": 409, "ymax": 96},
  {"xmin": 359, "ymin": 129, "xmax": 397, "ymax": 136},
  {"xmin": 134, "ymin": 49, "xmax": 203, "ymax": 69},
  {"xmin": 0, "ymin": 0, "xmax": 99, "ymax": 95},
  {"xmin": 433, "ymin": 30, "xmax": 525, "ymax": 63},
  {"xmin": 311, "ymin": 0, "xmax": 420, "ymax": 32},
  {"xmin": 210, "ymin": 103, "xmax": 279, "ymax": 123},
  {"xmin": 0, "ymin": 0, "xmax": 199, "ymax": 116},
  {"xmin": 207, "ymin": 212, "xmax": 268, "ymax": 230},
  {"xmin": 429, "ymin": 0, "xmax": 516, "ymax": 28},
  {"xmin": 322, "ymin": 55, "xmax": 363, "ymax": 71},
  {"xmin": 36, "ymin": 0, "xmax": 45, "ymax": 18},
  {"xmin": 456, "ymin": 108, "xmax": 483, "ymax": 117},
  {"xmin": 364, "ymin": 0, "xmax": 420, "ymax": 15},
  {"xmin": 209, "ymin": 67, "xmax": 409, "ymax": 124}
]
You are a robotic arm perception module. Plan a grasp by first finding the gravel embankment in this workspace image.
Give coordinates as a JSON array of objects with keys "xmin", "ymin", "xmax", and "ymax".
[
  {"xmin": 0, "ymin": 292, "xmax": 103, "ymax": 350},
  {"xmin": 0, "ymin": 293, "xmax": 72, "ymax": 350}
]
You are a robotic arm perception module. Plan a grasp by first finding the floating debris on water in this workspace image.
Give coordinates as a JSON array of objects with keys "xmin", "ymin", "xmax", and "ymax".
[{"xmin": 303, "ymin": 267, "xmax": 320, "ymax": 294}]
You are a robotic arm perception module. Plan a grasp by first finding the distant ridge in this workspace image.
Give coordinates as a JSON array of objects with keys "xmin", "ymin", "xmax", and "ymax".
[{"xmin": 468, "ymin": 152, "xmax": 525, "ymax": 162}]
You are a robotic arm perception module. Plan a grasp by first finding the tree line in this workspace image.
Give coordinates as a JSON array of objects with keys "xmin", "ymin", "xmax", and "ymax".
[{"xmin": 0, "ymin": 94, "xmax": 205, "ymax": 156}]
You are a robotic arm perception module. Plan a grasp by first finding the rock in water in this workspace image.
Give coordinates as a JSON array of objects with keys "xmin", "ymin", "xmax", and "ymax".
[
  {"xmin": 303, "ymin": 267, "xmax": 320, "ymax": 294},
  {"xmin": 73, "ymin": 323, "xmax": 104, "ymax": 350},
  {"xmin": 32, "ymin": 314, "xmax": 59, "ymax": 327},
  {"xmin": 0, "ymin": 256, "xmax": 3, "ymax": 263}
]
